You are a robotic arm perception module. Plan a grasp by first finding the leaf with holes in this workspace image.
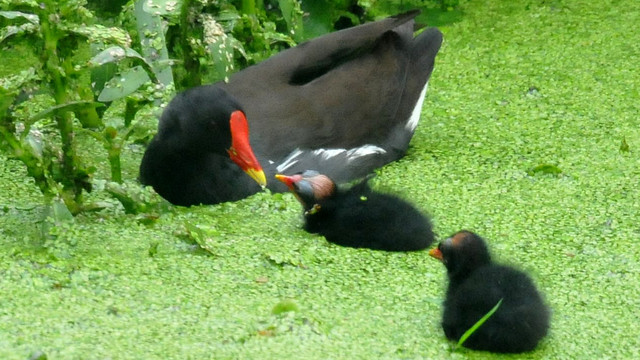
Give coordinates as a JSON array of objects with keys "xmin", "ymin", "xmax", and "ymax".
[
  {"xmin": 142, "ymin": 0, "xmax": 182, "ymax": 16},
  {"xmin": 98, "ymin": 66, "xmax": 150, "ymax": 102}
]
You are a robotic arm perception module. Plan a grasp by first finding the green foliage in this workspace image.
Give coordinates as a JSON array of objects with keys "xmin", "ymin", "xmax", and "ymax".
[
  {"xmin": 301, "ymin": 0, "xmax": 458, "ymax": 38},
  {"xmin": 145, "ymin": 0, "xmax": 302, "ymax": 88},
  {"xmin": 0, "ymin": 0, "xmax": 464, "ymax": 226},
  {"xmin": 27, "ymin": 350, "xmax": 47, "ymax": 360},
  {"xmin": 2, "ymin": 0, "xmax": 639, "ymax": 358},
  {"xmin": 183, "ymin": 221, "xmax": 222, "ymax": 253},
  {"xmin": 527, "ymin": 163, "xmax": 563, "ymax": 176},
  {"xmin": 0, "ymin": 0, "xmax": 172, "ymax": 222},
  {"xmin": 0, "ymin": 1, "xmax": 103, "ymax": 216},
  {"xmin": 97, "ymin": 66, "xmax": 152, "ymax": 102},
  {"xmin": 620, "ymin": 137, "xmax": 629, "ymax": 152},
  {"xmin": 103, "ymin": 180, "xmax": 170, "ymax": 214},
  {"xmin": 132, "ymin": 0, "xmax": 173, "ymax": 87},
  {"xmin": 272, "ymin": 299, "xmax": 300, "ymax": 315}
]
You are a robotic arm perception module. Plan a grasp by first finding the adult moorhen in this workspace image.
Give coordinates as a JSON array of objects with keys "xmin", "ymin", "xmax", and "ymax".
[
  {"xmin": 276, "ymin": 171, "xmax": 435, "ymax": 251},
  {"xmin": 428, "ymin": 231, "xmax": 550, "ymax": 353},
  {"xmin": 139, "ymin": 10, "xmax": 443, "ymax": 206}
]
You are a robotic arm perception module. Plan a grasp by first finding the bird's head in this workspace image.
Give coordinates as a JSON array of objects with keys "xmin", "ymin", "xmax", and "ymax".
[
  {"xmin": 275, "ymin": 170, "xmax": 336, "ymax": 213},
  {"xmin": 163, "ymin": 86, "xmax": 266, "ymax": 188},
  {"xmin": 429, "ymin": 230, "xmax": 492, "ymax": 280}
]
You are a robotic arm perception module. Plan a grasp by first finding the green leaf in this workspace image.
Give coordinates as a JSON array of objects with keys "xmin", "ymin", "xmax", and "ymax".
[
  {"xmin": 277, "ymin": 0, "xmax": 304, "ymax": 42},
  {"xmin": 51, "ymin": 198, "xmax": 74, "ymax": 223},
  {"xmin": 227, "ymin": 36, "xmax": 248, "ymax": 60},
  {"xmin": 0, "ymin": 10, "xmax": 39, "ymax": 23},
  {"xmin": 98, "ymin": 66, "xmax": 151, "ymax": 102},
  {"xmin": 0, "ymin": 68, "xmax": 38, "ymax": 117},
  {"xmin": 142, "ymin": 0, "xmax": 183, "ymax": 16},
  {"xmin": 184, "ymin": 222, "xmax": 206, "ymax": 243},
  {"xmin": 183, "ymin": 221, "xmax": 225, "ymax": 254},
  {"xmin": 0, "ymin": 67, "xmax": 38, "ymax": 93},
  {"xmin": 206, "ymin": 36, "xmax": 235, "ymax": 81},
  {"xmin": 39, "ymin": 197, "xmax": 75, "ymax": 241},
  {"xmin": 89, "ymin": 46, "xmax": 136, "ymax": 66},
  {"xmin": 148, "ymin": 241, "xmax": 159, "ymax": 257},
  {"xmin": 88, "ymin": 46, "xmax": 160, "ymax": 72},
  {"xmin": 134, "ymin": 0, "xmax": 173, "ymax": 86},
  {"xmin": 69, "ymin": 24, "xmax": 131, "ymax": 47},
  {"xmin": 299, "ymin": 2, "xmax": 346, "ymax": 38},
  {"xmin": 0, "ymin": 0, "xmax": 39, "ymax": 8},
  {"xmin": 527, "ymin": 163, "xmax": 562, "ymax": 176},
  {"xmin": 216, "ymin": 10, "xmax": 242, "ymax": 23},
  {"xmin": 456, "ymin": 298, "xmax": 503, "ymax": 350},
  {"xmin": 0, "ymin": 22, "xmax": 38, "ymax": 42},
  {"xmin": 24, "ymin": 131, "xmax": 43, "ymax": 159},
  {"xmin": 27, "ymin": 349, "xmax": 47, "ymax": 360},
  {"xmin": 89, "ymin": 46, "xmax": 160, "ymax": 85},
  {"xmin": 272, "ymin": 299, "xmax": 299, "ymax": 315},
  {"xmin": 620, "ymin": 137, "xmax": 630, "ymax": 152},
  {"xmin": 90, "ymin": 60, "xmax": 118, "ymax": 100}
]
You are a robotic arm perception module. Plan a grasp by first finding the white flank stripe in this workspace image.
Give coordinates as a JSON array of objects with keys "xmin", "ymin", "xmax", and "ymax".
[
  {"xmin": 276, "ymin": 148, "xmax": 303, "ymax": 172},
  {"xmin": 406, "ymin": 81, "xmax": 429, "ymax": 132},
  {"xmin": 276, "ymin": 145, "xmax": 387, "ymax": 172},
  {"xmin": 346, "ymin": 145, "xmax": 387, "ymax": 162},
  {"xmin": 312, "ymin": 148, "xmax": 346, "ymax": 160}
]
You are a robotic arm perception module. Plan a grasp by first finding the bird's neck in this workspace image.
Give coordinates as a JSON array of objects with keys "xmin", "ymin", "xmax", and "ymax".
[{"xmin": 446, "ymin": 259, "xmax": 493, "ymax": 290}]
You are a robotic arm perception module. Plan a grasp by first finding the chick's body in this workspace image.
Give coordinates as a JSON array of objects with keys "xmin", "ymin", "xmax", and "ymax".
[
  {"xmin": 305, "ymin": 180, "xmax": 434, "ymax": 251},
  {"xmin": 430, "ymin": 231, "xmax": 550, "ymax": 353},
  {"xmin": 443, "ymin": 263, "xmax": 550, "ymax": 353},
  {"xmin": 277, "ymin": 172, "xmax": 434, "ymax": 252}
]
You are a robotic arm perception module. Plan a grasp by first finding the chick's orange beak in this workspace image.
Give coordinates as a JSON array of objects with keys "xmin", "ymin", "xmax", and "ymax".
[
  {"xmin": 428, "ymin": 247, "xmax": 443, "ymax": 261},
  {"xmin": 227, "ymin": 110, "xmax": 266, "ymax": 188}
]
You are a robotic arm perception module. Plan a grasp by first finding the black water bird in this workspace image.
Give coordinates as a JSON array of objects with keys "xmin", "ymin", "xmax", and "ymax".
[
  {"xmin": 139, "ymin": 10, "xmax": 443, "ymax": 206},
  {"xmin": 428, "ymin": 231, "xmax": 550, "ymax": 353},
  {"xmin": 139, "ymin": 87, "xmax": 266, "ymax": 206},
  {"xmin": 276, "ymin": 171, "xmax": 435, "ymax": 251}
]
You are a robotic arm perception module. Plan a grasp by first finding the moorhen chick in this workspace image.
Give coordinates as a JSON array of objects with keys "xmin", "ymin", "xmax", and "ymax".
[
  {"xmin": 276, "ymin": 171, "xmax": 435, "ymax": 251},
  {"xmin": 140, "ymin": 10, "xmax": 443, "ymax": 206},
  {"xmin": 428, "ymin": 230, "xmax": 550, "ymax": 353}
]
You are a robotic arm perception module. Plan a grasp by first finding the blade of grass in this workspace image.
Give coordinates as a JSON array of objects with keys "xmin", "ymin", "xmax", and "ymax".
[{"xmin": 455, "ymin": 298, "xmax": 503, "ymax": 350}]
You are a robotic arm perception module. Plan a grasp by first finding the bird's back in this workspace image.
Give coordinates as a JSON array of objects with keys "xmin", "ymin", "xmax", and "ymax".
[
  {"xmin": 220, "ymin": 11, "xmax": 443, "ymax": 188},
  {"xmin": 305, "ymin": 181, "xmax": 434, "ymax": 251}
]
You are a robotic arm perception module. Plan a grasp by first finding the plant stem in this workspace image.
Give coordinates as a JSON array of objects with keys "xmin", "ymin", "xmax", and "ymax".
[
  {"xmin": 179, "ymin": 0, "xmax": 201, "ymax": 88},
  {"xmin": 41, "ymin": 11, "xmax": 83, "ymax": 211},
  {"xmin": 108, "ymin": 144, "xmax": 122, "ymax": 183},
  {"xmin": 242, "ymin": 0, "xmax": 256, "ymax": 15}
]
